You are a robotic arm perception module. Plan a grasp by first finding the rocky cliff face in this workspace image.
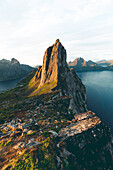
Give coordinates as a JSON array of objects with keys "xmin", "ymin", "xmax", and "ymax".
[
  {"xmin": 38, "ymin": 39, "xmax": 67, "ymax": 87},
  {"xmin": 33, "ymin": 39, "xmax": 87, "ymax": 113},
  {"xmin": 57, "ymin": 111, "xmax": 113, "ymax": 169}
]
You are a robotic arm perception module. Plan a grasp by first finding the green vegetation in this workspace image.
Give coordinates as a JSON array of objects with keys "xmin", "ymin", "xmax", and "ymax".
[
  {"xmin": 5, "ymin": 137, "xmax": 57, "ymax": 170},
  {"xmin": 0, "ymin": 140, "xmax": 13, "ymax": 148},
  {"xmin": 29, "ymin": 80, "xmax": 57, "ymax": 97},
  {"xmin": 18, "ymin": 69, "xmax": 37, "ymax": 87},
  {"xmin": 4, "ymin": 140, "xmax": 13, "ymax": 147},
  {"xmin": 0, "ymin": 141, "xmax": 4, "ymax": 148},
  {"xmin": 41, "ymin": 131, "xmax": 51, "ymax": 138},
  {"xmin": 0, "ymin": 118, "xmax": 5, "ymax": 124}
]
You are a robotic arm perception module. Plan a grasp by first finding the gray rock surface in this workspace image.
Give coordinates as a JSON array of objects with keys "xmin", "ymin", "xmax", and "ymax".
[{"xmin": 57, "ymin": 111, "xmax": 113, "ymax": 169}]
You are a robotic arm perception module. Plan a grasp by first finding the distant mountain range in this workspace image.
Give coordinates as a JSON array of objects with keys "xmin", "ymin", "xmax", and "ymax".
[
  {"xmin": 1, "ymin": 56, "xmax": 113, "ymax": 82},
  {"xmin": 97, "ymin": 59, "xmax": 113, "ymax": 67},
  {"xmin": 68, "ymin": 57, "xmax": 113, "ymax": 71},
  {"xmin": 68, "ymin": 57, "xmax": 98, "ymax": 67},
  {"xmin": 0, "ymin": 58, "xmax": 33, "ymax": 81}
]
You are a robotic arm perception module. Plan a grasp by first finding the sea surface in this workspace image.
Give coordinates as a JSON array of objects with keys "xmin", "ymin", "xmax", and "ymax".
[
  {"xmin": 0, "ymin": 77, "xmax": 23, "ymax": 91},
  {"xmin": 0, "ymin": 71, "xmax": 113, "ymax": 133},
  {"xmin": 77, "ymin": 71, "xmax": 113, "ymax": 133}
]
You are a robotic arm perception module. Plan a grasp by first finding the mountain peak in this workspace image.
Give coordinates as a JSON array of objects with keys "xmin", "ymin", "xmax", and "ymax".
[
  {"xmin": 37, "ymin": 39, "xmax": 67, "ymax": 88},
  {"xmin": 11, "ymin": 58, "xmax": 20, "ymax": 65},
  {"xmin": 68, "ymin": 57, "xmax": 98, "ymax": 67},
  {"xmin": 29, "ymin": 40, "xmax": 87, "ymax": 113},
  {"xmin": 55, "ymin": 38, "xmax": 60, "ymax": 44},
  {"xmin": 69, "ymin": 57, "xmax": 86, "ymax": 67}
]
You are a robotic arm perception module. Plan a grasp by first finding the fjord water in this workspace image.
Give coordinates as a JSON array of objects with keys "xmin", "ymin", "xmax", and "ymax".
[
  {"xmin": 0, "ymin": 77, "xmax": 23, "ymax": 91},
  {"xmin": 77, "ymin": 71, "xmax": 113, "ymax": 133}
]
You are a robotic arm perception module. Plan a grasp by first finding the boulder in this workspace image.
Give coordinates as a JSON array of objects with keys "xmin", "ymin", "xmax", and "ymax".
[
  {"xmin": 14, "ymin": 142, "xmax": 26, "ymax": 149},
  {"xmin": 26, "ymin": 138, "xmax": 40, "ymax": 148},
  {"xmin": 27, "ymin": 130, "xmax": 35, "ymax": 135}
]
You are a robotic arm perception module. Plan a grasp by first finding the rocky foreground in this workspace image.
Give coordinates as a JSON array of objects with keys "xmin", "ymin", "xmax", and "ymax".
[
  {"xmin": 0, "ymin": 107, "xmax": 113, "ymax": 169},
  {"xmin": 0, "ymin": 40, "xmax": 113, "ymax": 169}
]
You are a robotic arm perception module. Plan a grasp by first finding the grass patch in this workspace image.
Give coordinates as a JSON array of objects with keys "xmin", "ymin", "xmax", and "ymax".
[
  {"xmin": 29, "ymin": 80, "xmax": 57, "ymax": 97},
  {"xmin": 4, "ymin": 140, "xmax": 13, "ymax": 147}
]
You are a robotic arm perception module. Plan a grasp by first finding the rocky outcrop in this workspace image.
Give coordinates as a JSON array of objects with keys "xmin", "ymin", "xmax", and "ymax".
[
  {"xmin": 34, "ymin": 39, "xmax": 87, "ymax": 113},
  {"xmin": 59, "ymin": 111, "xmax": 101, "ymax": 137},
  {"xmin": 57, "ymin": 111, "xmax": 113, "ymax": 169},
  {"xmin": 35, "ymin": 66, "xmax": 42, "ymax": 81},
  {"xmin": 11, "ymin": 58, "xmax": 20, "ymax": 65}
]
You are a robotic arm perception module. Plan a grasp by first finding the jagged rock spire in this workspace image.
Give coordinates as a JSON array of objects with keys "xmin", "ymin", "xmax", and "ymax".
[
  {"xmin": 34, "ymin": 39, "xmax": 87, "ymax": 113},
  {"xmin": 38, "ymin": 39, "xmax": 67, "ymax": 88}
]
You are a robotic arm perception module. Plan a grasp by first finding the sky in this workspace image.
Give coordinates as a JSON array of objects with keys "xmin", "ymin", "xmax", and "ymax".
[{"xmin": 0, "ymin": 0, "xmax": 113, "ymax": 66}]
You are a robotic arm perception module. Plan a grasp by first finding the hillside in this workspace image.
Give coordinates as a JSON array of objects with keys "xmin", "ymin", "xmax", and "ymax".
[
  {"xmin": 0, "ymin": 40, "xmax": 113, "ymax": 169},
  {"xmin": 0, "ymin": 58, "xmax": 33, "ymax": 81}
]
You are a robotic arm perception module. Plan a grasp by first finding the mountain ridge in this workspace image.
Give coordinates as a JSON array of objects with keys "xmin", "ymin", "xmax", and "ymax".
[
  {"xmin": 68, "ymin": 57, "xmax": 98, "ymax": 67},
  {"xmin": 68, "ymin": 57, "xmax": 113, "ymax": 71},
  {"xmin": 0, "ymin": 58, "xmax": 33, "ymax": 81},
  {"xmin": 97, "ymin": 59, "xmax": 113, "ymax": 66}
]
